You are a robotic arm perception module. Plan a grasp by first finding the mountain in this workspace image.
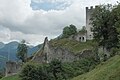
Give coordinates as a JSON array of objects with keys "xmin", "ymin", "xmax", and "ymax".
[
  {"xmin": 72, "ymin": 55, "xmax": 120, "ymax": 80},
  {"xmin": 0, "ymin": 41, "xmax": 42, "ymax": 69},
  {"xmin": 0, "ymin": 42, "xmax": 4, "ymax": 49}
]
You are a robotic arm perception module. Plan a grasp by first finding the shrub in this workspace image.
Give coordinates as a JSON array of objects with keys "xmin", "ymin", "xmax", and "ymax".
[{"xmin": 19, "ymin": 62, "xmax": 48, "ymax": 80}]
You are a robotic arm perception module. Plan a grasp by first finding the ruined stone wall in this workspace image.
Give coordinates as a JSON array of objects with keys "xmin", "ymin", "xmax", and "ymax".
[
  {"xmin": 69, "ymin": 34, "xmax": 87, "ymax": 42},
  {"xmin": 5, "ymin": 61, "xmax": 21, "ymax": 76},
  {"xmin": 47, "ymin": 47, "xmax": 78, "ymax": 62},
  {"xmin": 32, "ymin": 37, "xmax": 94, "ymax": 63}
]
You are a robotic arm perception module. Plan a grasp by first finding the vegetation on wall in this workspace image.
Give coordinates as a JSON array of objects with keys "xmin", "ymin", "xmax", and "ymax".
[{"xmin": 50, "ymin": 39, "xmax": 94, "ymax": 53}]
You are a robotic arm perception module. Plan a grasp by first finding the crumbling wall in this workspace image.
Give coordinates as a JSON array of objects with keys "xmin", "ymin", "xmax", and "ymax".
[
  {"xmin": 32, "ymin": 37, "xmax": 94, "ymax": 63},
  {"xmin": 69, "ymin": 34, "xmax": 87, "ymax": 42},
  {"xmin": 5, "ymin": 61, "xmax": 21, "ymax": 76}
]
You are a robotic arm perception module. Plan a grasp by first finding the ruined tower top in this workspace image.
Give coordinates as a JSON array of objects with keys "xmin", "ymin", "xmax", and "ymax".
[{"xmin": 86, "ymin": 6, "xmax": 94, "ymax": 40}]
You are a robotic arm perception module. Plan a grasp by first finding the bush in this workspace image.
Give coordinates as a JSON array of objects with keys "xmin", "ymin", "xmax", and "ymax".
[
  {"xmin": 110, "ymin": 48, "xmax": 120, "ymax": 57},
  {"xmin": 19, "ymin": 60, "xmax": 67, "ymax": 80},
  {"xmin": 19, "ymin": 62, "xmax": 48, "ymax": 80},
  {"xmin": 62, "ymin": 57, "xmax": 98, "ymax": 79}
]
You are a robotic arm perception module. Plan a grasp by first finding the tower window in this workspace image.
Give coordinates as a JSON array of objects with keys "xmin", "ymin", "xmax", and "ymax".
[
  {"xmin": 82, "ymin": 37, "xmax": 84, "ymax": 41},
  {"xmin": 79, "ymin": 37, "xmax": 81, "ymax": 41}
]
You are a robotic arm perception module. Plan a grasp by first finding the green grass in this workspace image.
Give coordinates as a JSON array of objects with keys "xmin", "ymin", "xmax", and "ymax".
[
  {"xmin": 72, "ymin": 55, "xmax": 120, "ymax": 80},
  {"xmin": 1, "ymin": 75, "xmax": 20, "ymax": 80},
  {"xmin": 50, "ymin": 38, "xmax": 94, "ymax": 53}
]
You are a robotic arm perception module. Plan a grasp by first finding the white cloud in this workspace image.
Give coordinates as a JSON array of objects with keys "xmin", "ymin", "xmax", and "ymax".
[{"xmin": 0, "ymin": 0, "xmax": 118, "ymax": 45}]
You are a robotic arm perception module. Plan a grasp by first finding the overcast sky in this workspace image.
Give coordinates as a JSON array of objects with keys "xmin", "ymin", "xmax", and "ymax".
[{"xmin": 0, "ymin": 0, "xmax": 118, "ymax": 45}]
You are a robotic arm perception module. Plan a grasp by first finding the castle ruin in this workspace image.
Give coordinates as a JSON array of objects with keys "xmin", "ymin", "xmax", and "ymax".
[
  {"xmin": 5, "ymin": 6, "xmax": 96, "ymax": 76},
  {"xmin": 86, "ymin": 6, "xmax": 94, "ymax": 40},
  {"xmin": 32, "ymin": 37, "xmax": 94, "ymax": 63},
  {"xmin": 69, "ymin": 6, "xmax": 95, "ymax": 42}
]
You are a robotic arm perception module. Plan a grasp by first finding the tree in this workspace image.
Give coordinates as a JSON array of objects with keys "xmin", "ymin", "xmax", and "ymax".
[
  {"xmin": 62, "ymin": 26, "xmax": 71, "ymax": 38},
  {"xmin": 69, "ymin": 24, "xmax": 77, "ymax": 35},
  {"xmin": 20, "ymin": 63, "xmax": 50, "ymax": 80},
  {"xmin": 49, "ymin": 59, "xmax": 66, "ymax": 80},
  {"xmin": 62, "ymin": 24, "xmax": 77, "ymax": 38},
  {"xmin": 91, "ymin": 4, "xmax": 119, "ymax": 51},
  {"xmin": 17, "ymin": 40, "xmax": 28, "ymax": 63},
  {"xmin": 111, "ymin": 3, "xmax": 120, "ymax": 47}
]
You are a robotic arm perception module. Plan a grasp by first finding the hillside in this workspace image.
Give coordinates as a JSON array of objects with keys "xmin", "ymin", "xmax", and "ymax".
[
  {"xmin": 1, "ymin": 55, "xmax": 120, "ymax": 80},
  {"xmin": 49, "ymin": 38, "xmax": 94, "ymax": 53},
  {"xmin": 72, "ymin": 55, "xmax": 120, "ymax": 80}
]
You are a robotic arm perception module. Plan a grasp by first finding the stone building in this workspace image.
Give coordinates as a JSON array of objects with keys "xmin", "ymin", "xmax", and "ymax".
[
  {"xmin": 5, "ymin": 61, "xmax": 21, "ymax": 76},
  {"xmin": 69, "ymin": 31, "xmax": 87, "ymax": 42}
]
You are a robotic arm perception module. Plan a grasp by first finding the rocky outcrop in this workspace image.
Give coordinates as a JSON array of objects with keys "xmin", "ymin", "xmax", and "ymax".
[{"xmin": 32, "ymin": 37, "xmax": 94, "ymax": 63}]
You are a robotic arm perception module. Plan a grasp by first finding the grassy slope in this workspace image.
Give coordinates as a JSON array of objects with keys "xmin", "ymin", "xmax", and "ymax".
[
  {"xmin": 72, "ymin": 55, "xmax": 120, "ymax": 80},
  {"xmin": 1, "ymin": 75, "xmax": 20, "ymax": 80},
  {"xmin": 50, "ymin": 39, "xmax": 94, "ymax": 53}
]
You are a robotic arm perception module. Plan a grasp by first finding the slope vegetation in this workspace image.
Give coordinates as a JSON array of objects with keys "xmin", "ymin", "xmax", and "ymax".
[
  {"xmin": 50, "ymin": 39, "xmax": 94, "ymax": 53},
  {"xmin": 1, "ymin": 75, "xmax": 19, "ymax": 80},
  {"xmin": 72, "ymin": 55, "xmax": 120, "ymax": 80}
]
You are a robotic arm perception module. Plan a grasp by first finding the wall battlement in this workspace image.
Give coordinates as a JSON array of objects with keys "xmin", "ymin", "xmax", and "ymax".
[
  {"xmin": 86, "ymin": 6, "xmax": 98, "ymax": 10},
  {"xmin": 86, "ymin": 6, "xmax": 93, "ymax": 10}
]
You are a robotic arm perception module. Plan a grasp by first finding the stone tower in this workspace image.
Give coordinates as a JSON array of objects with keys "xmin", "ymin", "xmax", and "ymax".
[{"xmin": 86, "ymin": 6, "xmax": 94, "ymax": 40}]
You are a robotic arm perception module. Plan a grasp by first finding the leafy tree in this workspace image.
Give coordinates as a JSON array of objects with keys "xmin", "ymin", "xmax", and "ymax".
[
  {"xmin": 62, "ymin": 24, "xmax": 77, "ymax": 38},
  {"xmin": 20, "ymin": 63, "xmax": 50, "ymax": 80},
  {"xmin": 17, "ymin": 40, "xmax": 28, "ymax": 63},
  {"xmin": 111, "ymin": 3, "xmax": 120, "ymax": 33},
  {"xmin": 69, "ymin": 24, "xmax": 77, "ymax": 35},
  {"xmin": 91, "ymin": 4, "xmax": 119, "ymax": 51},
  {"xmin": 62, "ymin": 26, "xmax": 71, "ymax": 38},
  {"xmin": 49, "ymin": 59, "xmax": 66, "ymax": 80},
  {"xmin": 110, "ymin": 3, "xmax": 120, "ymax": 47}
]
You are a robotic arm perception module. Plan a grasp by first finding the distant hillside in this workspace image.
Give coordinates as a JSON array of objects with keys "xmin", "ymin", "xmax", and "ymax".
[
  {"xmin": 72, "ymin": 55, "xmax": 120, "ymax": 80},
  {"xmin": 0, "ymin": 42, "xmax": 4, "ymax": 49},
  {"xmin": 0, "ymin": 41, "xmax": 42, "ymax": 69}
]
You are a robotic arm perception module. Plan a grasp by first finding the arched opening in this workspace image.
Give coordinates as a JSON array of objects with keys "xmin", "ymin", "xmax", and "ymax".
[
  {"xmin": 79, "ymin": 37, "xmax": 81, "ymax": 41},
  {"xmin": 82, "ymin": 37, "xmax": 84, "ymax": 41}
]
